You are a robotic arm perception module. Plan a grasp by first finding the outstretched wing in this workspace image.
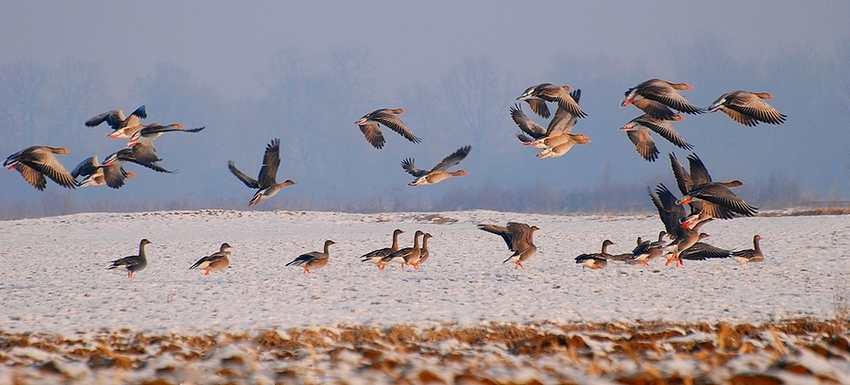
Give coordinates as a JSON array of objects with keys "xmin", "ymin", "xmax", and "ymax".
[
  {"xmin": 430, "ymin": 145, "xmax": 471, "ymax": 173},
  {"xmin": 258, "ymin": 138, "xmax": 281, "ymax": 187},
  {"xmin": 401, "ymin": 158, "xmax": 428, "ymax": 177},
  {"xmin": 359, "ymin": 123, "xmax": 386, "ymax": 149},
  {"xmin": 228, "ymin": 161, "xmax": 259, "ymax": 188}
]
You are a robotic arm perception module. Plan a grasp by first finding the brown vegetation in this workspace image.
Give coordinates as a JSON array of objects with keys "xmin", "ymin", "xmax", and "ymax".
[{"xmin": 1, "ymin": 319, "xmax": 849, "ymax": 384}]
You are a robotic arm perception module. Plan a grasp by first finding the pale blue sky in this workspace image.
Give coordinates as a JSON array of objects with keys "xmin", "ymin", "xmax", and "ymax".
[{"xmin": 1, "ymin": 1, "xmax": 849, "ymax": 212}]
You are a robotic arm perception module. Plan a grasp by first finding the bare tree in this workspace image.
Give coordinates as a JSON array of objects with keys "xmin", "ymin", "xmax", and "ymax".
[{"xmin": 0, "ymin": 62, "xmax": 51, "ymax": 144}]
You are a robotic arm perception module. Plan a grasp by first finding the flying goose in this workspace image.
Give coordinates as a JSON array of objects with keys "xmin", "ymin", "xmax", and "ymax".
[
  {"xmin": 401, "ymin": 145, "xmax": 471, "ymax": 186},
  {"xmin": 86, "ymin": 105, "xmax": 147, "ymax": 139},
  {"xmin": 517, "ymin": 82, "xmax": 587, "ymax": 119},
  {"xmin": 4, "ymin": 145, "xmax": 76, "ymax": 190},
  {"xmin": 478, "ymin": 221, "xmax": 539, "ymax": 269},
  {"xmin": 355, "ymin": 108, "xmax": 421, "ymax": 149},
  {"xmin": 620, "ymin": 115, "xmax": 693, "ymax": 162},
  {"xmin": 621, "ymin": 79, "xmax": 704, "ymax": 115},
  {"xmin": 708, "ymin": 91, "xmax": 786, "ymax": 127},
  {"xmin": 228, "ymin": 138, "xmax": 296, "ymax": 206}
]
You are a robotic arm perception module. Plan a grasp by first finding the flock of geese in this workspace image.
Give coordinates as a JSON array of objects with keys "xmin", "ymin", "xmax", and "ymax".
[
  {"xmin": 5, "ymin": 78, "xmax": 784, "ymax": 276},
  {"xmin": 4, "ymin": 105, "xmax": 205, "ymax": 190}
]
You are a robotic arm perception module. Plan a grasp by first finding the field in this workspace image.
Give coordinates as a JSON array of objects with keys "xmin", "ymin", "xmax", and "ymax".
[{"xmin": 1, "ymin": 209, "xmax": 848, "ymax": 384}]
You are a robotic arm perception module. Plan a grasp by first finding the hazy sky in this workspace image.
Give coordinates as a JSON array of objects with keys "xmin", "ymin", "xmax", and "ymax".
[
  {"xmin": 3, "ymin": 1, "xmax": 847, "ymax": 99},
  {"xmin": 2, "ymin": 1, "xmax": 849, "ymax": 213}
]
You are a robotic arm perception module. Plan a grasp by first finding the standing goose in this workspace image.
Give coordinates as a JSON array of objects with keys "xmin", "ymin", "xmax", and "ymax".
[
  {"xmin": 621, "ymin": 79, "xmax": 704, "ymax": 115},
  {"xmin": 286, "ymin": 240, "xmax": 335, "ymax": 274},
  {"xmin": 418, "ymin": 232, "xmax": 433, "ymax": 267},
  {"xmin": 128, "ymin": 123, "xmax": 206, "ymax": 147},
  {"xmin": 620, "ymin": 115, "xmax": 693, "ymax": 162},
  {"xmin": 228, "ymin": 138, "xmax": 296, "ymax": 206},
  {"xmin": 631, "ymin": 231, "xmax": 667, "ymax": 266},
  {"xmin": 108, "ymin": 239, "xmax": 151, "ymax": 278},
  {"xmin": 401, "ymin": 145, "xmax": 471, "ymax": 186},
  {"xmin": 732, "ymin": 235, "xmax": 764, "ymax": 263},
  {"xmin": 708, "ymin": 91, "xmax": 786, "ymax": 127},
  {"xmin": 71, "ymin": 155, "xmax": 136, "ymax": 188},
  {"xmin": 678, "ymin": 235, "xmax": 732, "ymax": 261},
  {"xmin": 4, "ymin": 145, "xmax": 77, "ymax": 190},
  {"xmin": 379, "ymin": 231, "xmax": 424, "ymax": 270},
  {"xmin": 189, "ymin": 243, "xmax": 232, "ymax": 275},
  {"xmin": 360, "ymin": 229, "xmax": 405, "ymax": 264},
  {"xmin": 478, "ymin": 222, "xmax": 539, "ymax": 269},
  {"xmin": 405, "ymin": 232, "xmax": 432, "ymax": 270},
  {"xmin": 355, "ymin": 108, "xmax": 421, "ymax": 149},
  {"xmin": 512, "ymin": 89, "xmax": 581, "ymax": 145},
  {"xmin": 85, "ymin": 105, "xmax": 147, "ymax": 139},
  {"xmin": 575, "ymin": 240, "xmax": 615, "ymax": 269}
]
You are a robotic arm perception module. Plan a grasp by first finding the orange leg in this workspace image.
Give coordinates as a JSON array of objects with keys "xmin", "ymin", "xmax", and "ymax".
[
  {"xmin": 303, "ymin": 266, "xmax": 310, "ymax": 274},
  {"xmin": 642, "ymin": 259, "xmax": 649, "ymax": 266},
  {"xmin": 127, "ymin": 271, "xmax": 133, "ymax": 278},
  {"xmin": 204, "ymin": 267, "xmax": 211, "ymax": 275}
]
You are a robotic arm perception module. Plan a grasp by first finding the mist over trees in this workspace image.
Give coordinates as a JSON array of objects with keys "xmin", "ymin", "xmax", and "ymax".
[{"xmin": 1, "ymin": 39, "xmax": 848, "ymax": 219}]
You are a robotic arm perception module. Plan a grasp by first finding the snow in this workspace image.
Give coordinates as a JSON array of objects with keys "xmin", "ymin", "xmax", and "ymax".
[{"xmin": 1, "ymin": 209, "xmax": 848, "ymax": 335}]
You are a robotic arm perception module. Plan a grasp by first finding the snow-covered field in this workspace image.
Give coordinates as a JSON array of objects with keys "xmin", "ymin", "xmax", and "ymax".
[{"xmin": 1, "ymin": 209, "xmax": 849, "ymax": 384}]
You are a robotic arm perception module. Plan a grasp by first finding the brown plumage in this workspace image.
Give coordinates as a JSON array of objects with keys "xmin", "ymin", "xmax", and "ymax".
[
  {"xmin": 732, "ymin": 235, "xmax": 764, "ymax": 263},
  {"xmin": 86, "ymin": 105, "xmax": 147, "ymax": 139},
  {"xmin": 631, "ymin": 231, "xmax": 667, "ymax": 266},
  {"xmin": 108, "ymin": 239, "xmax": 151, "ymax": 278},
  {"xmin": 72, "ymin": 155, "xmax": 136, "ymax": 188},
  {"xmin": 402, "ymin": 145, "xmax": 471, "ymax": 186},
  {"xmin": 4, "ymin": 145, "xmax": 76, "ymax": 190},
  {"xmin": 478, "ymin": 222, "xmax": 539, "ymax": 269},
  {"xmin": 380, "ymin": 230, "xmax": 424, "ymax": 270},
  {"xmin": 664, "ymin": 220, "xmax": 713, "ymax": 267},
  {"xmin": 128, "ymin": 123, "xmax": 205, "ymax": 146},
  {"xmin": 674, "ymin": 153, "xmax": 757, "ymax": 219},
  {"xmin": 621, "ymin": 79, "xmax": 704, "ymax": 115},
  {"xmin": 189, "ymin": 243, "xmax": 232, "ymax": 275},
  {"xmin": 360, "ymin": 229, "xmax": 405, "ymax": 264},
  {"xmin": 355, "ymin": 108, "xmax": 421, "ymax": 149},
  {"xmin": 512, "ymin": 89, "xmax": 581, "ymax": 144},
  {"xmin": 708, "ymin": 91, "xmax": 786, "ymax": 127},
  {"xmin": 575, "ymin": 240, "xmax": 615, "ymax": 269},
  {"xmin": 228, "ymin": 138, "xmax": 296, "ymax": 206},
  {"xmin": 620, "ymin": 115, "xmax": 692, "ymax": 162},
  {"xmin": 517, "ymin": 83, "xmax": 587, "ymax": 119},
  {"xmin": 286, "ymin": 240, "xmax": 335, "ymax": 273}
]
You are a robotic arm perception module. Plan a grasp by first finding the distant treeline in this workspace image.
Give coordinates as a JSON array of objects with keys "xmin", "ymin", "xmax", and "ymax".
[{"xmin": 0, "ymin": 171, "xmax": 822, "ymax": 219}]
